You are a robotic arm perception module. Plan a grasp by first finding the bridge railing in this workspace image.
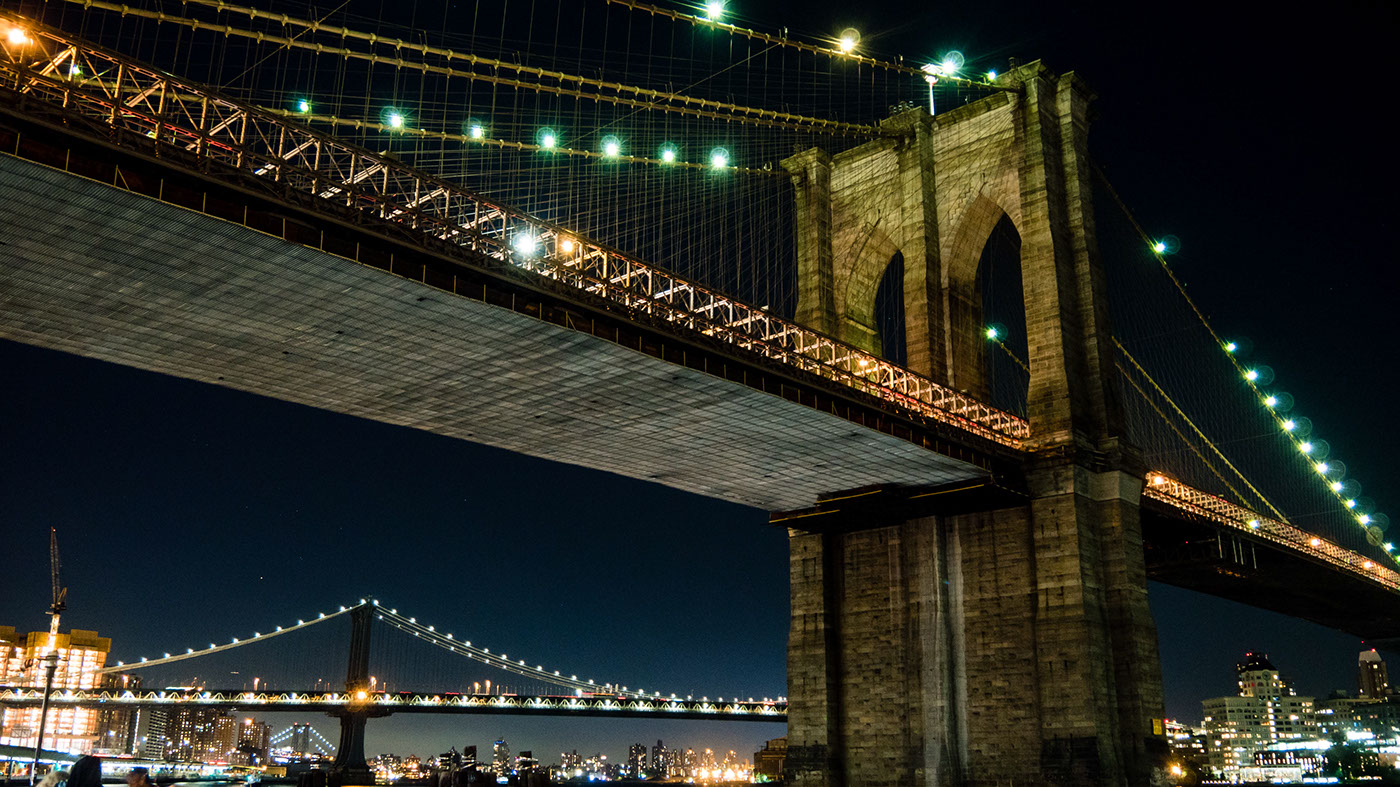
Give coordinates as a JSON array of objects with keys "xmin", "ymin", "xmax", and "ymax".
[
  {"xmin": 0, "ymin": 11, "xmax": 1028, "ymax": 447},
  {"xmin": 1143, "ymin": 472, "xmax": 1399, "ymax": 592},
  {"xmin": 0, "ymin": 687, "xmax": 787, "ymax": 719}
]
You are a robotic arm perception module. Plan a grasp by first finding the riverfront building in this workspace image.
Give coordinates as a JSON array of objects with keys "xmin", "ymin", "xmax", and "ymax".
[
  {"xmin": 1202, "ymin": 653, "xmax": 1314, "ymax": 772},
  {"xmin": 0, "ymin": 626, "xmax": 110, "ymax": 754}
]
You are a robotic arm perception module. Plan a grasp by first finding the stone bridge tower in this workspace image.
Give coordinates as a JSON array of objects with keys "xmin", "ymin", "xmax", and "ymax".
[{"xmin": 780, "ymin": 63, "xmax": 1166, "ymax": 786}]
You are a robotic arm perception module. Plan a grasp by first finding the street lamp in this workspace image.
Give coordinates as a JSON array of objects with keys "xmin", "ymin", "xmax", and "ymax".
[{"xmin": 28, "ymin": 650, "xmax": 59, "ymax": 784}]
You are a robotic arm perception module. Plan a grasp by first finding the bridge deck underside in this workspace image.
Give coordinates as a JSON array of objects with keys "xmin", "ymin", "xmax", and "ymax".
[
  {"xmin": 1142, "ymin": 506, "xmax": 1400, "ymax": 642},
  {"xmin": 0, "ymin": 154, "xmax": 985, "ymax": 510}
]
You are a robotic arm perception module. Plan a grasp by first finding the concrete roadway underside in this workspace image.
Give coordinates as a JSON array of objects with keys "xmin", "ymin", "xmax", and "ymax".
[{"xmin": 0, "ymin": 154, "xmax": 988, "ymax": 510}]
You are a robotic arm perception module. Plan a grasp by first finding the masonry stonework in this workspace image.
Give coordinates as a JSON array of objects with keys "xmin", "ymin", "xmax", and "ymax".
[{"xmin": 783, "ymin": 62, "xmax": 1165, "ymax": 786}]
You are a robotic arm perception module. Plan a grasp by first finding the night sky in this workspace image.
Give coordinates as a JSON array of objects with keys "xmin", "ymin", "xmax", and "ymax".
[{"xmin": 3, "ymin": 0, "xmax": 1398, "ymax": 765}]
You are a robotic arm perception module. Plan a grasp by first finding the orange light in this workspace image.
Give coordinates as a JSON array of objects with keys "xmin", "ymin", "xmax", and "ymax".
[
  {"xmin": 1364, "ymin": 561, "xmax": 1375, "ymax": 569},
  {"xmin": 6, "ymin": 27, "xmax": 29, "ymax": 45},
  {"xmin": 560, "ymin": 238, "xmax": 575, "ymax": 253},
  {"xmin": 1310, "ymin": 538, "xmax": 1321, "ymax": 547},
  {"xmin": 1151, "ymin": 475, "xmax": 1167, "ymax": 486}
]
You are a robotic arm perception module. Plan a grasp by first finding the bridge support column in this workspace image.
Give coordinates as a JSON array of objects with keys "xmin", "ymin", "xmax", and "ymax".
[
  {"xmin": 783, "ymin": 61, "xmax": 1165, "ymax": 787},
  {"xmin": 331, "ymin": 605, "xmax": 377, "ymax": 786},
  {"xmin": 784, "ymin": 476, "xmax": 1164, "ymax": 787}
]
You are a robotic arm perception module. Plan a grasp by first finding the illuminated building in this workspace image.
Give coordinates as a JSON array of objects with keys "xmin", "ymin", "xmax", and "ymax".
[
  {"xmin": 514, "ymin": 751, "xmax": 538, "ymax": 774},
  {"xmin": 1360, "ymin": 649, "xmax": 1391, "ymax": 699},
  {"xmin": 93, "ymin": 673, "xmax": 142, "ymax": 755},
  {"xmin": 164, "ymin": 708, "xmax": 238, "ymax": 762},
  {"xmin": 1202, "ymin": 653, "xmax": 1314, "ymax": 774},
  {"xmin": 753, "ymin": 737, "xmax": 786, "ymax": 782},
  {"xmin": 0, "ymin": 626, "xmax": 110, "ymax": 754},
  {"xmin": 649, "ymin": 740, "xmax": 668, "ymax": 777},
  {"xmin": 492, "ymin": 739, "xmax": 510, "ymax": 775},
  {"xmin": 627, "ymin": 743, "xmax": 646, "ymax": 776},
  {"xmin": 232, "ymin": 718, "xmax": 272, "ymax": 765}
]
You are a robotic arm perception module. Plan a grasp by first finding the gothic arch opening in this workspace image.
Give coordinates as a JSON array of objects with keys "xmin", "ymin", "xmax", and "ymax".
[
  {"xmin": 873, "ymin": 251, "xmax": 907, "ymax": 367},
  {"xmin": 976, "ymin": 215, "xmax": 1027, "ymax": 415}
]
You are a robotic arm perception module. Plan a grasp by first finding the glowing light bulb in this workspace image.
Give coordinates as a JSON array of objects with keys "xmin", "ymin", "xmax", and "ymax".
[
  {"xmin": 469, "ymin": 124, "xmax": 485, "ymax": 139},
  {"xmin": 1224, "ymin": 342, "xmax": 1237, "ymax": 352},
  {"xmin": 560, "ymin": 238, "xmax": 576, "ymax": 253},
  {"xmin": 1247, "ymin": 519, "xmax": 1260, "ymax": 529},
  {"xmin": 1153, "ymin": 241, "xmax": 1167, "ymax": 254},
  {"xmin": 1364, "ymin": 560, "xmax": 1375, "ymax": 569},
  {"xmin": 985, "ymin": 326, "xmax": 999, "ymax": 340},
  {"xmin": 7, "ymin": 27, "xmax": 28, "ymax": 45},
  {"xmin": 1299, "ymin": 441, "xmax": 1314, "ymax": 454},
  {"xmin": 541, "ymin": 133, "xmax": 557, "ymax": 149},
  {"xmin": 513, "ymin": 233, "xmax": 539, "ymax": 255},
  {"xmin": 1360, "ymin": 514, "xmax": 1372, "ymax": 525},
  {"xmin": 1310, "ymin": 538, "xmax": 1321, "ymax": 547},
  {"xmin": 704, "ymin": 1, "xmax": 724, "ymax": 20},
  {"xmin": 1282, "ymin": 419, "xmax": 1296, "ymax": 431},
  {"xmin": 387, "ymin": 112, "xmax": 404, "ymax": 129},
  {"xmin": 602, "ymin": 136, "xmax": 621, "ymax": 157},
  {"xmin": 1244, "ymin": 369, "xmax": 1259, "ymax": 381},
  {"xmin": 1264, "ymin": 395, "xmax": 1278, "ymax": 407},
  {"xmin": 709, "ymin": 147, "xmax": 730, "ymax": 168},
  {"xmin": 1331, "ymin": 481, "xmax": 1343, "ymax": 492},
  {"xmin": 986, "ymin": 70, "xmax": 997, "ymax": 80},
  {"xmin": 69, "ymin": 65, "xmax": 82, "ymax": 77},
  {"xmin": 296, "ymin": 99, "xmax": 310, "ymax": 113},
  {"xmin": 1315, "ymin": 462, "xmax": 1329, "ymax": 475},
  {"xmin": 836, "ymin": 28, "xmax": 860, "ymax": 54},
  {"xmin": 1386, "ymin": 543, "xmax": 1395, "ymax": 552},
  {"xmin": 660, "ymin": 145, "xmax": 677, "ymax": 163},
  {"xmin": 1346, "ymin": 499, "xmax": 1357, "ymax": 509}
]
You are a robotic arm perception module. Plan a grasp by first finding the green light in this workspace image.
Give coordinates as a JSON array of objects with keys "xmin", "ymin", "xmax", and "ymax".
[
  {"xmin": 1315, "ymin": 462, "xmax": 1329, "ymax": 475},
  {"xmin": 388, "ymin": 112, "xmax": 404, "ymax": 128},
  {"xmin": 985, "ymin": 326, "xmax": 999, "ymax": 340},
  {"xmin": 710, "ymin": 147, "xmax": 730, "ymax": 168},
  {"xmin": 1224, "ymin": 342, "xmax": 1237, "ymax": 353},
  {"xmin": 1299, "ymin": 441, "xmax": 1313, "ymax": 454},
  {"xmin": 469, "ymin": 124, "xmax": 485, "ymax": 139},
  {"xmin": 704, "ymin": 0, "xmax": 724, "ymax": 20},
  {"xmin": 1244, "ymin": 369, "xmax": 1259, "ymax": 381},
  {"xmin": 986, "ymin": 70, "xmax": 997, "ymax": 81},
  {"xmin": 1153, "ymin": 241, "xmax": 1167, "ymax": 254},
  {"xmin": 1331, "ymin": 481, "xmax": 1343, "ymax": 492},
  {"xmin": 602, "ymin": 136, "xmax": 622, "ymax": 157},
  {"xmin": 1386, "ymin": 543, "xmax": 1395, "ymax": 552},
  {"xmin": 660, "ymin": 145, "xmax": 677, "ymax": 163},
  {"xmin": 296, "ymin": 99, "xmax": 310, "ymax": 113},
  {"xmin": 1360, "ymin": 514, "xmax": 1372, "ymax": 525},
  {"xmin": 69, "ymin": 64, "xmax": 82, "ymax": 77},
  {"xmin": 1282, "ymin": 419, "xmax": 1296, "ymax": 431},
  {"xmin": 1264, "ymin": 395, "xmax": 1278, "ymax": 407},
  {"xmin": 1346, "ymin": 499, "xmax": 1357, "ymax": 509}
]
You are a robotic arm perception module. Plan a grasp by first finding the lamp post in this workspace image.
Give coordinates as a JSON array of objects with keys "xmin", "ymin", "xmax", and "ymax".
[{"xmin": 29, "ymin": 650, "xmax": 59, "ymax": 784}]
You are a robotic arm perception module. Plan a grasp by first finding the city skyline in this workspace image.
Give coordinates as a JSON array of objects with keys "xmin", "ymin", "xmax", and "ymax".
[{"xmin": 1, "ymin": 0, "xmax": 1396, "ymax": 770}]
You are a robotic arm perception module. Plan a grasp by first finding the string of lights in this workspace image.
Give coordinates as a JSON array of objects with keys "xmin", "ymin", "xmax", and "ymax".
[
  {"xmin": 601, "ymin": 0, "xmax": 1014, "ymax": 92},
  {"xmin": 267, "ymin": 109, "xmax": 787, "ymax": 176},
  {"xmin": 1095, "ymin": 166, "xmax": 1392, "ymax": 562},
  {"xmin": 166, "ymin": 0, "xmax": 882, "ymax": 135},
  {"xmin": 53, "ymin": 0, "xmax": 878, "ymax": 137},
  {"xmin": 96, "ymin": 604, "xmax": 358, "ymax": 673}
]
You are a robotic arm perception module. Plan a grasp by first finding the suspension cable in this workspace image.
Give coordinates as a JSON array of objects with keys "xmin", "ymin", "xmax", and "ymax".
[
  {"xmin": 1113, "ymin": 336, "xmax": 1287, "ymax": 520},
  {"xmin": 602, "ymin": 0, "xmax": 1018, "ymax": 92},
  {"xmin": 271, "ymin": 110, "xmax": 788, "ymax": 176},
  {"xmin": 58, "ymin": 0, "xmax": 880, "ymax": 137},
  {"xmin": 97, "ymin": 604, "xmax": 356, "ymax": 673}
]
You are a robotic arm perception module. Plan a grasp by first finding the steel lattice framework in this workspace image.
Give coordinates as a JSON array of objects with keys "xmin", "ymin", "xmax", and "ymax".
[
  {"xmin": 1143, "ymin": 472, "xmax": 1400, "ymax": 591},
  {"xmin": 0, "ymin": 10, "xmax": 1029, "ymax": 447},
  {"xmin": 0, "ymin": 687, "xmax": 787, "ymax": 721}
]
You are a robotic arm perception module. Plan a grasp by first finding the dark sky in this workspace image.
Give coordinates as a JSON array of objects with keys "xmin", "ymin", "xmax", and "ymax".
[{"xmin": 3, "ymin": 0, "xmax": 1398, "ymax": 765}]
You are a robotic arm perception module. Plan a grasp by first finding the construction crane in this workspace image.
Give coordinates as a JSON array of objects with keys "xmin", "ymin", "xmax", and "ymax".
[
  {"xmin": 47, "ymin": 527, "xmax": 66, "ymax": 639},
  {"xmin": 29, "ymin": 528, "xmax": 65, "ymax": 784}
]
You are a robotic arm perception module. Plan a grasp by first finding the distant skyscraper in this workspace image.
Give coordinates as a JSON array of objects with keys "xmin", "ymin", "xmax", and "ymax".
[
  {"xmin": 1202, "ymin": 652, "xmax": 1314, "ymax": 773},
  {"xmin": 0, "ymin": 625, "xmax": 111, "ymax": 753},
  {"xmin": 627, "ymin": 743, "xmax": 646, "ymax": 776},
  {"xmin": 492, "ymin": 739, "xmax": 510, "ymax": 775},
  {"xmin": 164, "ymin": 707, "xmax": 238, "ymax": 762},
  {"xmin": 1359, "ymin": 649, "xmax": 1390, "ymax": 699}
]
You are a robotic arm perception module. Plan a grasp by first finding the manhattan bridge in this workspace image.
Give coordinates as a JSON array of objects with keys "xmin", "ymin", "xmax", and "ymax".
[{"xmin": 0, "ymin": 0, "xmax": 1395, "ymax": 784}]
